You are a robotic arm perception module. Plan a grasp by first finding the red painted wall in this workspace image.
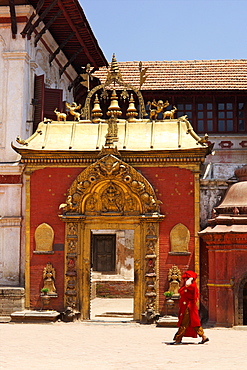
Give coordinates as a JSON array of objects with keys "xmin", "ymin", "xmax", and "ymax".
[
  {"xmin": 136, "ymin": 166, "xmax": 195, "ymax": 314},
  {"xmin": 30, "ymin": 167, "xmax": 83, "ymax": 310}
]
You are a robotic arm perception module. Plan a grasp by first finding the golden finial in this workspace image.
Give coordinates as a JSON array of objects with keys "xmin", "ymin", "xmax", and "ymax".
[
  {"xmin": 91, "ymin": 94, "xmax": 103, "ymax": 123},
  {"xmin": 105, "ymin": 54, "xmax": 122, "ymax": 84},
  {"xmin": 126, "ymin": 94, "xmax": 138, "ymax": 122},
  {"xmin": 107, "ymin": 90, "xmax": 122, "ymax": 118},
  {"xmin": 111, "ymin": 53, "xmax": 119, "ymax": 72}
]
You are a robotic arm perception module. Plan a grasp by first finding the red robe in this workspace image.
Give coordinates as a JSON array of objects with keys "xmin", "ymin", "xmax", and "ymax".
[{"xmin": 177, "ymin": 281, "xmax": 202, "ymax": 338}]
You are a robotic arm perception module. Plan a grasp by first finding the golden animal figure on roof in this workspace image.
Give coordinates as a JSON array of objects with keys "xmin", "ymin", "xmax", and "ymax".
[
  {"xmin": 54, "ymin": 108, "xmax": 67, "ymax": 122},
  {"xmin": 147, "ymin": 99, "xmax": 169, "ymax": 120},
  {"xmin": 65, "ymin": 102, "xmax": 81, "ymax": 121}
]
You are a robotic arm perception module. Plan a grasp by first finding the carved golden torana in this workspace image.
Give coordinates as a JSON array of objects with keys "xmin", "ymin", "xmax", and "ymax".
[{"xmin": 60, "ymin": 154, "xmax": 161, "ymax": 216}]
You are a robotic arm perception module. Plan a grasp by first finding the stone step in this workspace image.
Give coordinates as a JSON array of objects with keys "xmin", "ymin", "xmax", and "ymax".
[
  {"xmin": 10, "ymin": 310, "xmax": 60, "ymax": 323},
  {"xmin": 95, "ymin": 311, "xmax": 133, "ymax": 318},
  {"xmin": 0, "ymin": 315, "xmax": 11, "ymax": 323}
]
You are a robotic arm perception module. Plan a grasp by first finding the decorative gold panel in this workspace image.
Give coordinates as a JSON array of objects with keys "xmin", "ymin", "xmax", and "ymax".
[
  {"xmin": 34, "ymin": 223, "xmax": 54, "ymax": 252},
  {"xmin": 64, "ymin": 222, "xmax": 79, "ymax": 309},
  {"xmin": 143, "ymin": 222, "xmax": 159, "ymax": 323},
  {"xmin": 170, "ymin": 223, "xmax": 190, "ymax": 253}
]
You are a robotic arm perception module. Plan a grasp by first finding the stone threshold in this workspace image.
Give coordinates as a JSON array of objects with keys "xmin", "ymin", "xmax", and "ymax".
[
  {"xmin": 0, "ymin": 315, "xmax": 11, "ymax": 323},
  {"xmin": 10, "ymin": 310, "xmax": 60, "ymax": 323}
]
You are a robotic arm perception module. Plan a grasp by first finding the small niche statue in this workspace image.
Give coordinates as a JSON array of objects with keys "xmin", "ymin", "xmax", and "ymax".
[
  {"xmin": 168, "ymin": 265, "xmax": 181, "ymax": 297},
  {"xmin": 42, "ymin": 262, "xmax": 57, "ymax": 296}
]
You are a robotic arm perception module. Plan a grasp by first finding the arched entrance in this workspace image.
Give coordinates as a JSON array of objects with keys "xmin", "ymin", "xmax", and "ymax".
[{"xmin": 60, "ymin": 154, "xmax": 164, "ymax": 321}]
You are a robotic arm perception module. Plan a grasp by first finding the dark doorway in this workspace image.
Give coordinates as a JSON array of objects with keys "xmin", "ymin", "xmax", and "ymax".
[
  {"xmin": 92, "ymin": 234, "xmax": 116, "ymax": 272},
  {"xmin": 243, "ymin": 282, "xmax": 247, "ymax": 325}
]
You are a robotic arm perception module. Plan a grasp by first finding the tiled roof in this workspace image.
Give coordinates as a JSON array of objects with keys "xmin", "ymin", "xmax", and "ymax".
[{"xmin": 93, "ymin": 60, "xmax": 247, "ymax": 90}]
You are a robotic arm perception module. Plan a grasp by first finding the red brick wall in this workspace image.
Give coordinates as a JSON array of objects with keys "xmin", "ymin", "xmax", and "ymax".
[
  {"xmin": 0, "ymin": 175, "xmax": 22, "ymax": 184},
  {"xmin": 95, "ymin": 281, "xmax": 134, "ymax": 298},
  {"xmin": 30, "ymin": 167, "xmax": 83, "ymax": 310},
  {"xmin": 136, "ymin": 166, "xmax": 195, "ymax": 314}
]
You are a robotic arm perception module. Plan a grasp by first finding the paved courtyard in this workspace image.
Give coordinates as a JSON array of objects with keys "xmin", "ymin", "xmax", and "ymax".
[{"xmin": 0, "ymin": 320, "xmax": 247, "ymax": 370}]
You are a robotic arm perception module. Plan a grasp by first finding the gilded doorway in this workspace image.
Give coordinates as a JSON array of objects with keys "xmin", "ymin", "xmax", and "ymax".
[{"xmin": 60, "ymin": 154, "xmax": 164, "ymax": 322}]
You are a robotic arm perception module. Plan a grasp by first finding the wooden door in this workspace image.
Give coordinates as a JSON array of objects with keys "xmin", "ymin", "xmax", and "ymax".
[{"xmin": 92, "ymin": 234, "xmax": 116, "ymax": 272}]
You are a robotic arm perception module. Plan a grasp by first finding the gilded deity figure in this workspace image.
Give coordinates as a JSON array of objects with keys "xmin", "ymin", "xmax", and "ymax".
[
  {"xmin": 42, "ymin": 263, "xmax": 57, "ymax": 295},
  {"xmin": 147, "ymin": 99, "xmax": 169, "ymax": 120},
  {"xmin": 168, "ymin": 265, "xmax": 181, "ymax": 297},
  {"xmin": 101, "ymin": 182, "xmax": 123, "ymax": 213}
]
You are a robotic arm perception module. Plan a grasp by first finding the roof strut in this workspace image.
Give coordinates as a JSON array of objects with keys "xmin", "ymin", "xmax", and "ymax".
[
  {"xmin": 34, "ymin": 9, "xmax": 63, "ymax": 47},
  {"xmin": 8, "ymin": 0, "xmax": 17, "ymax": 38},
  {"xmin": 21, "ymin": 0, "xmax": 45, "ymax": 37},
  {"xmin": 68, "ymin": 75, "xmax": 81, "ymax": 92},
  {"xmin": 26, "ymin": 0, "xmax": 58, "ymax": 40},
  {"xmin": 59, "ymin": 47, "xmax": 83, "ymax": 77},
  {"xmin": 49, "ymin": 31, "xmax": 75, "ymax": 65},
  {"xmin": 57, "ymin": 0, "xmax": 97, "ymax": 68}
]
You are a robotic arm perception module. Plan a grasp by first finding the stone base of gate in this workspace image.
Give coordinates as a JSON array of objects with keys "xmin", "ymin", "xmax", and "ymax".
[{"xmin": 0, "ymin": 287, "xmax": 25, "ymax": 317}]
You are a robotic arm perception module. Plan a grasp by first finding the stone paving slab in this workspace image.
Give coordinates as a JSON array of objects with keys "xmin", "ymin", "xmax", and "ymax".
[{"xmin": 0, "ymin": 321, "xmax": 247, "ymax": 370}]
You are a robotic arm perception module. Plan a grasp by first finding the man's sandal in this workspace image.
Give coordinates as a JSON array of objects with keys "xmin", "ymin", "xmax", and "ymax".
[{"xmin": 199, "ymin": 337, "xmax": 209, "ymax": 344}]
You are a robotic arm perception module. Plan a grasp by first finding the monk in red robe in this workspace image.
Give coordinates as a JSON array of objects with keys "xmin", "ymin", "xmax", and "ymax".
[{"xmin": 172, "ymin": 270, "xmax": 209, "ymax": 344}]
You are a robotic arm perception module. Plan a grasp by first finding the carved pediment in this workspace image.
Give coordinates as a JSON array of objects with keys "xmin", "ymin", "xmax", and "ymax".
[{"xmin": 61, "ymin": 154, "xmax": 161, "ymax": 216}]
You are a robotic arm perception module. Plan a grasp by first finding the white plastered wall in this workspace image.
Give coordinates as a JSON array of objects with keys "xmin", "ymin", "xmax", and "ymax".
[{"xmin": 0, "ymin": 5, "xmax": 77, "ymax": 287}]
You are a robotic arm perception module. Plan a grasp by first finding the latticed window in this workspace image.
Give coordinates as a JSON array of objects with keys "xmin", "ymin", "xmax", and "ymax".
[
  {"xmin": 197, "ymin": 103, "xmax": 213, "ymax": 133},
  {"xmin": 238, "ymin": 102, "xmax": 246, "ymax": 132},
  {"xmin": 217, "ymin": 103, "xmax": 233, "ymax": 132},
  {"xmin": 177, "ymin": 103, "xmax": 193, "ymax": 120},
  {"xmin": 175, "ymin": 99, "xmax": 247, "ymax": 134}
]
